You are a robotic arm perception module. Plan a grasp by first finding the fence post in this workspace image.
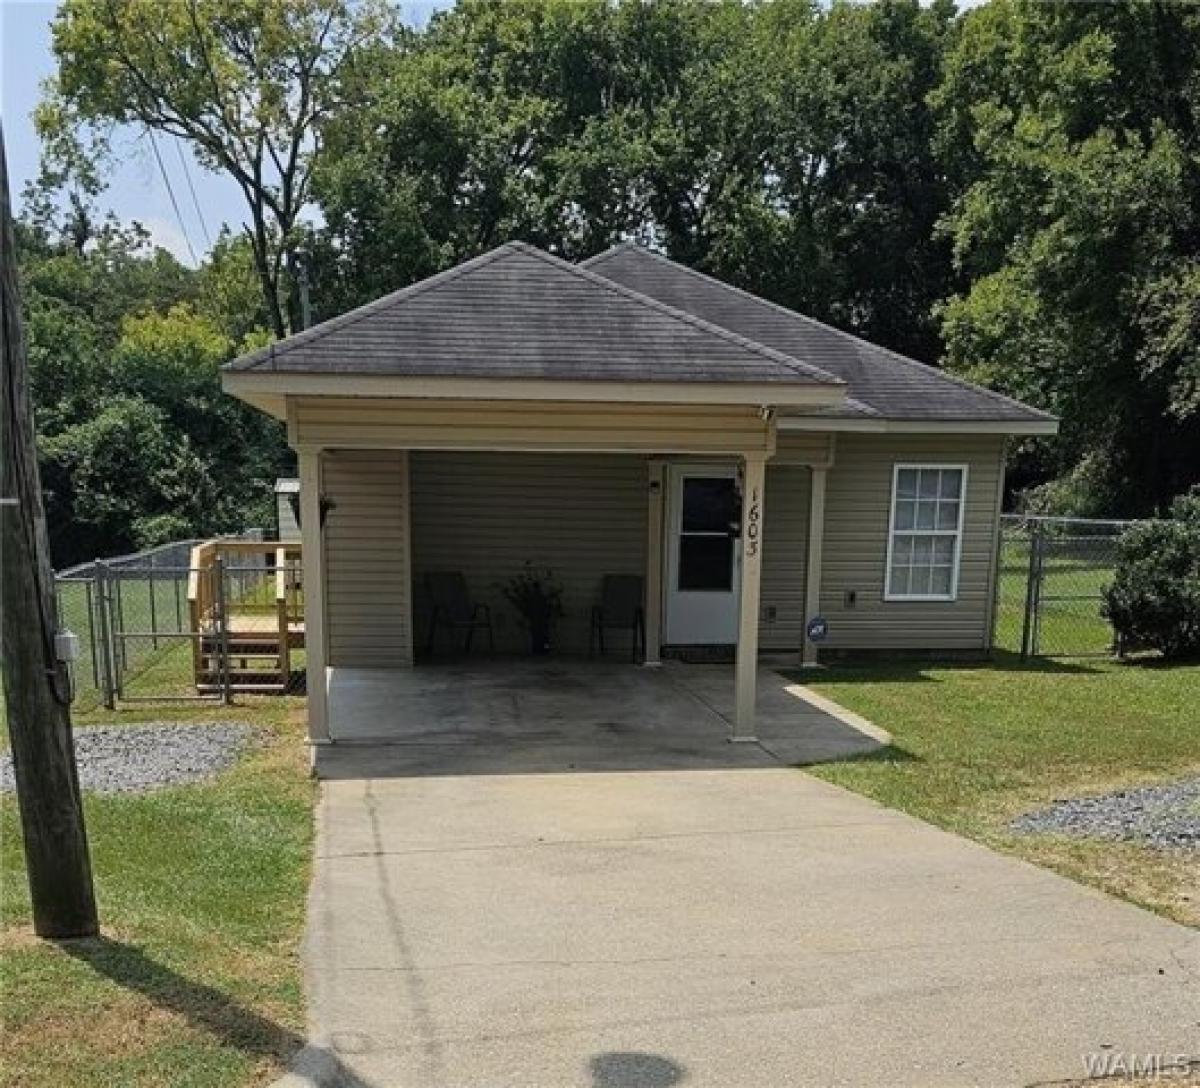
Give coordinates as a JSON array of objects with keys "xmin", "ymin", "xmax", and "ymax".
[
  {"xmin": 214, "ymin": 556, "xmax": 234, "ymax": 706},
  {"xmin": 95, "ymin": 563, "xmax": 117, "ymax": 709},
  {"xmin": 148, "ymin": 564, "xmax": 158, "ymax": 649},
  {"xmin": 114, "ymin": 569, "xmax": 127, "ymax": 672},
  {"xmin": 1020, "ymin": 525, "xmax": 1040, "ymax": 661},
  {"xmin": 84, "ymin": 578, "xmax": 100, "ymax": 689},
  {"xmin": 1031, "ymin": 527, "xmax": 1047, "ymax": 657}
]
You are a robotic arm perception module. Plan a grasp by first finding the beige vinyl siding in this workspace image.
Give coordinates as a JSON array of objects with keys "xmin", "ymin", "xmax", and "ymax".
[
  {"xmin": 291, "ymin": 397, "xmax": 773, "ymax": 454},
  {"xmin": 410, "ymin": 452, "xmax": 647, "ymax": 655},
  {"xmin": 818, "ymin": 434, "xmax": 1005, "ymax": 650},
  {"xmin": 774, "ymin": 432, "xmax": 834, "ymax": 465},
  {"xmin": 759, "ymin": 465, "xmax": 811, "ymax": 650},
  {"xmin": 322, "ymin": 450, "xmax": 412, "ymax": 667}
]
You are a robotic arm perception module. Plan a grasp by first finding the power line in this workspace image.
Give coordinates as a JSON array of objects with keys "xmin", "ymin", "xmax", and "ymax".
[
  {"xmin": 174, "ymin": 137, "xmax": 212, "ymax": 249},
  {"xmin": 146, "ymin": 127, "xmax": 198, "ymax": 265}
]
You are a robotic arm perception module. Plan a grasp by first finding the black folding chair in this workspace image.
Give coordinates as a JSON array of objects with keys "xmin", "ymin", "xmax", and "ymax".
[
  {"xmin": 590, "ymin": 574, "xmax": 645, "ymax": 662},
  {"xmin": 425, "ymin": 571, "xmax": 494, "ymax": 656}
]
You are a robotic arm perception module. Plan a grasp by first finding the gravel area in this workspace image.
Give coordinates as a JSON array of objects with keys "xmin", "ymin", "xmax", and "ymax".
[
  {"xmin": 1010, "ymin": 776, "xmax": 1200, "ymax": 850},
  {"xmin": 0, "ymin": 723, "xmax": 259, "ymax": 795}
]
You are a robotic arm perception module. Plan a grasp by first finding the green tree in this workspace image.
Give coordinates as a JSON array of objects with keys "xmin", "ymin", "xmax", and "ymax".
[
  {"xmin": 45, "ymin": 0, "xmax": 394, "ymax": 336},
  {"xmin": 315, "ymin": 0, "xmax": 955, "ymax": 363},
  {"xmin": 670, "ymin": 0, "xmax": 957, "ymax": 360},
  {"xmin": 314, "ymin": 0, "xmax": 655, "ymax": 310},
  {"xmin": 17, "ymin": 203, "xmax": 285, "ymax": 566},
  {"xmin": 934, "ymin": 0, "xmax": 1200, "ymax": 514}
]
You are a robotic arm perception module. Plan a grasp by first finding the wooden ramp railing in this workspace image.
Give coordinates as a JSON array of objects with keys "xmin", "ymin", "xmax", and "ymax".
[{"xmin": 187, "ymin": 540, "xmax": 303, "ymax": 694}]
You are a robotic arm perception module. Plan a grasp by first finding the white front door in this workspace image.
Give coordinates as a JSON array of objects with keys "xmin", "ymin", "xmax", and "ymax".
[{"xmin": 664, "ymin": 465, "xmax": 740, "ymax": 645}]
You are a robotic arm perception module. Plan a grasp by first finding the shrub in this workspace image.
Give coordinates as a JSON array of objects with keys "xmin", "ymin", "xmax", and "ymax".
[{"xmin": 1102, "ymin": 488, "xmax": 1200, "ymax": 660}]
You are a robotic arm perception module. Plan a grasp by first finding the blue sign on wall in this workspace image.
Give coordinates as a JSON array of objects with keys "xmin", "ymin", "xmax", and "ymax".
[{"xmin": 806, "ymin": 616, "xmax": 829, "ymax": 643}]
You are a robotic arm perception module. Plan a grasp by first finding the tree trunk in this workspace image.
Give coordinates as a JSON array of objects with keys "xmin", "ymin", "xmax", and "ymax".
[
  {"xmin": 245, "ymin": 213, "xmax": 288, "ymax": 339},
  {"xmin": 0, "ymin": 125, "xmax": 99, "ymax": 939}
]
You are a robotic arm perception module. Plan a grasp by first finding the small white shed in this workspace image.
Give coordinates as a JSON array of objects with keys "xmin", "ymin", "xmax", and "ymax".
[{"xmin": 274, "ymin": 478, "xmax": 301, "ymax": 542}]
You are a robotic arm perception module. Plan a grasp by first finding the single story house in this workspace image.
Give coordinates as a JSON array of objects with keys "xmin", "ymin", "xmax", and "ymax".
[{"xmin": 222, "ymin": 242, "xmax": 1056, "ymax": 743}]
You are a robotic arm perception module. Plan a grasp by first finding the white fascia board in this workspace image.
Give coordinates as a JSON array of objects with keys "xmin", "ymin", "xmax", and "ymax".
[
  {"xmin": 777, "ymin": 416, "xmax": 1059, "ymax": 436},
  {"xmin": 222, "ymin": 370, "xmax": 846, "ymax": 410}
]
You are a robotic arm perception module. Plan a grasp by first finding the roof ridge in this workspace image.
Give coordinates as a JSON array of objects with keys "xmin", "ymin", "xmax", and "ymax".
[
  {"xmin": 579, "ymin": 242, "xmax": 636, "ymax": 271},
  {"xmin": 229, "ymin": 244, "xmax": 524, "ymax": 371},
  {"xmin": 586, "ymin": 244, "xmax": 1056, "ymax": 421},
  {"xmin": 518, "ymin": 244, "xmax": 846, "ymax": 387}
]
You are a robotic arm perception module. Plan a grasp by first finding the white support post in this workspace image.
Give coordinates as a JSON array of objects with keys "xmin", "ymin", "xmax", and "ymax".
[
  {"xmin": 802, "ymin": 465, "xmax": 827, "ymax": 668},
  {"xmin": 298, "ymin": 447, "xmax": 330, "ymax": 743},
  {"xmin": 733, "ymin": 454, "xmax": 766, "ymax": 741},
  {"xmin": 644, "ymin": 460, "xmax": 665, "ymax": 666}
]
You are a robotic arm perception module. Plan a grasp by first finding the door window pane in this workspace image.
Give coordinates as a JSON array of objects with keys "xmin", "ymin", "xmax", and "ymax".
[
  {"xmin": 682, "ymin": 478, "xmax": 737, "ymax": 533},
  {"xmin": 679, "ymin": 534, "xmax": 734, "ymax": 591}
]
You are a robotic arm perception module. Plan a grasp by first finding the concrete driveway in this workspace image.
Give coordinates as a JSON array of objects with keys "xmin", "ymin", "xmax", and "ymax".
[{"xmin": 296, "ymin": 667, "xmax": 1199, "ymax": 1088}]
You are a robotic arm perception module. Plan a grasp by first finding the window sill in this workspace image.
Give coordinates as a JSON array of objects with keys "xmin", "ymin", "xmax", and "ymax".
[{"xmin": 883, "ymin": 594, "xmax": 959, "ymax": 603}]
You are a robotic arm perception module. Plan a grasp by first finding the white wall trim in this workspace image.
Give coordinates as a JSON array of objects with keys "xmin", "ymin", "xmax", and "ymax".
[
  {"xmin": 297, "ymin": 448, "xmax": 329, "ymax": 742},
  {"xmin": 733, "ymin": 454, "xmax": 767, "ymax": 741},
  {"xmin": 644, "ymin": 460, "xmax": 666, "ymax": 666},
  {"xmin": 802, "ymin": 465, "xmax": 828, "ymax": 667},
  {"xmin": 778, "ymin": 416, "xmax": 1058, "ymax": 436},
  {"xmin": 982, "ymin": 439, "xmax": 1009, "ymax": 651}
]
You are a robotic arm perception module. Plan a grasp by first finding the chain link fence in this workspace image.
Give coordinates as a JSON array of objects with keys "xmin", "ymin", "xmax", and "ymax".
[
  {"xmin": 994, "ymin": 515, "xmax": 1136, "ymax": 659},
  {"xmin": 52, "ymin": 533, "xmax": 302, "ymax": 709}
]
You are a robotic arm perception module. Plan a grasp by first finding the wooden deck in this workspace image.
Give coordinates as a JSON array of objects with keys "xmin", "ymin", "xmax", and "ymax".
[
  {"xmin": 188, "ymin": 540, "xmax": 304, "ymax": 693},
  {"xmin": 226, "ymin": 610, "xmax": 306, "ymax": 644}
]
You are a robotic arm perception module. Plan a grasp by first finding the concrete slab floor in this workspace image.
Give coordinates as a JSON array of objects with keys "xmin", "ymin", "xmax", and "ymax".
[
  {"xmin": 320, "ymin": 661, "xmax": 889, "ymax": 777},
  {"xmin": 291, "ymin": 665, "xmax": 1200, "ymax": 1088}
]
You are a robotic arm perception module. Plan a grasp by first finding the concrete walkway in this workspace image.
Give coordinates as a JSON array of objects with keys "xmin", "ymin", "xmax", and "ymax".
[{"xmin": 294, "ymin": 670, "xmax": 1199, "ymax": 1088}]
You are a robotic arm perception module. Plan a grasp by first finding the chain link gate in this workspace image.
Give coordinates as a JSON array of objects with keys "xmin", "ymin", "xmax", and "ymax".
[
  {"xmin": 55, "ymin": 537, "xmax": 303, "ymax": 708},
  {"xmin": 995, "ymin": 515, "xmax": 1134, "ymax": 659},
  {"xmin": 90, "ymin": 558, "xmax": 234, "ymax": 706}
]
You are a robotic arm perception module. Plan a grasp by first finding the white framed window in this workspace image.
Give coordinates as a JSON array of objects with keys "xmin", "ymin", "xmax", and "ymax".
[{"xmin": 885, "ymin": 464, "xmax": 968, "ymax": 601}]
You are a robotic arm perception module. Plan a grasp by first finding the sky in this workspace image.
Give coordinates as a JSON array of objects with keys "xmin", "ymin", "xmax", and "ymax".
[{"xmin": 0, "ymin": 0, "xmax": 446, "ymax": 266}]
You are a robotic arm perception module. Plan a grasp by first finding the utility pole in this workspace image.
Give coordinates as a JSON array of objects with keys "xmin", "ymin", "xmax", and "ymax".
[{"xmin": 0, "ymin": 124, "xmax": 99, "ymax": 938}]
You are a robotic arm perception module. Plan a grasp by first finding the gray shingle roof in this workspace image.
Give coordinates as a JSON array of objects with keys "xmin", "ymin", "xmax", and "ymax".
[
  {"xmin": 225, "ymin": 242, "xmax": 842, "ymax": 387},
  {"xmin": 583, "ymin": 244, "xmax": 1054, "ymax": 423}
]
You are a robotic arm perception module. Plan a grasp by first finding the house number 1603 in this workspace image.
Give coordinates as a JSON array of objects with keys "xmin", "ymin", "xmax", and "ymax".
[{"xmin": 745, "ymin": 487, "xmax": 761, "ymax": 559}]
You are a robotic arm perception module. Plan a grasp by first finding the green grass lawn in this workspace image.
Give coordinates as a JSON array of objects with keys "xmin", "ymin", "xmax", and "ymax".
[
  {"xmin": 801, "ymin": 653, "xmax": 1200, "ymax": 927},
  {"xmin": 0, "ymin": 694, "xmax": 313, "ymax": 1088}
]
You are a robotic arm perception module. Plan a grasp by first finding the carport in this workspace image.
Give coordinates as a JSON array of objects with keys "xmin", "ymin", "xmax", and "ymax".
[{"xmin": 317, "ymin": 661, "xmax": 888, "ymax": 777}]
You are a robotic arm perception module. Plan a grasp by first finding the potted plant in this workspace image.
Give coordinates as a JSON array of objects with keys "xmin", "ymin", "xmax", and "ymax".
[{"xmin": 500, "ymin": 564, "xmax": 564, "ymax": 655}]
